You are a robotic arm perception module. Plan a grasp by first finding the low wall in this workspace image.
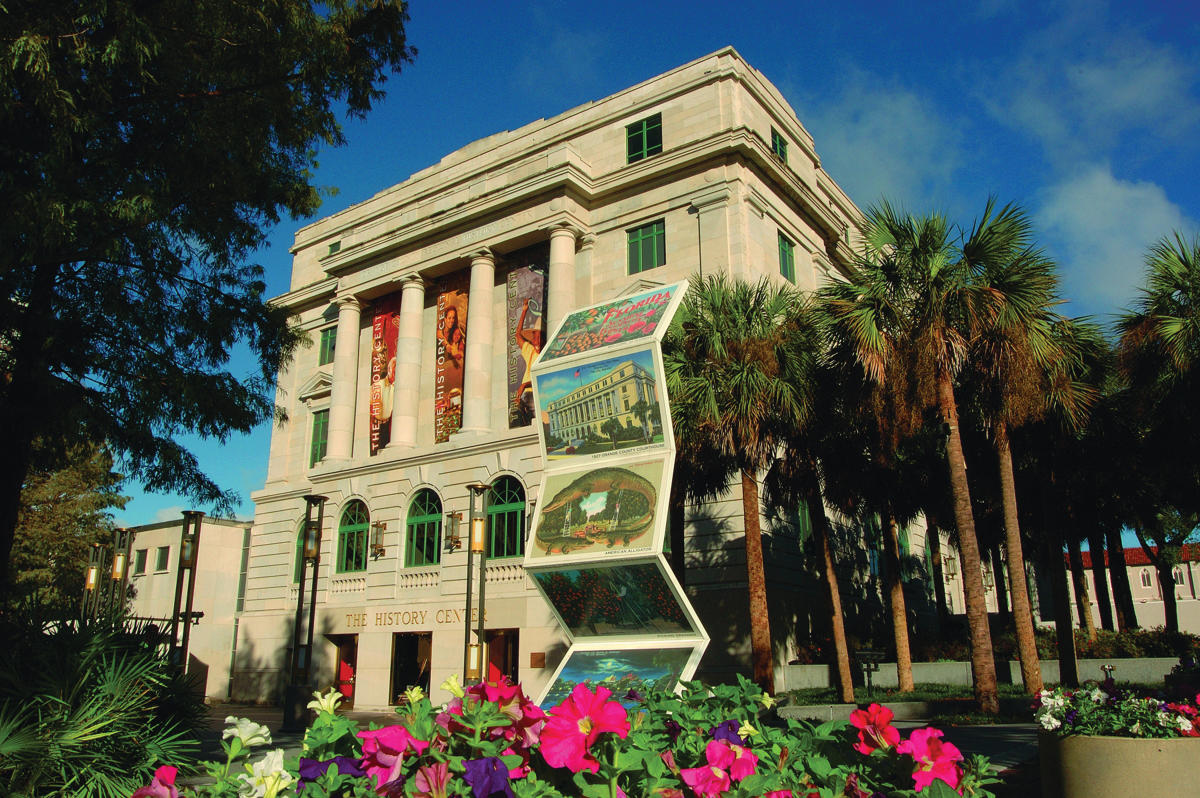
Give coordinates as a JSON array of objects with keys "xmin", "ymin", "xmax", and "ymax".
[{"xmin": 780, "ymin": 657, "xmax": 1179, "ymax": 691}]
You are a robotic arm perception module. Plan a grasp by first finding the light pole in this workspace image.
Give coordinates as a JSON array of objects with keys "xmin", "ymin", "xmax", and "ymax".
[
  {"xmin": 687, "ymin": 203, "xmax": 702, "ymax": 278},
  {"xmin": 282, "ymin": 494, "xmax": 326, "ymax": 732},
  {"xmin": 170, "ymin": 511, "xmax": 203, "ymax": 671},
  {"xmin": 82, "ymin": 542, "xmax": 102, "ymax": 619},
  {"xmin": 464, "ymin": 482, "xmax": 489, "ymax": 681},
  {"xmin": 110, "ymin": 527, "xmax": 133, "ymax": 612}
]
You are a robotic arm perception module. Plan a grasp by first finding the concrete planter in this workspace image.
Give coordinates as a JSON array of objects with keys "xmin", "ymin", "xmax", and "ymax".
[{"xmin": 1038, "ymin": 732, "xmax": 1200, "ymax": 798}]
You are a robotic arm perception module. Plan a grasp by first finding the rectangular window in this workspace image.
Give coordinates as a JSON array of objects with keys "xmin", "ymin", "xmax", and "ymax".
[
  {"xmin": 338, "ymin": 528, "xmax": 368, "ymax": 573},
  {"xmin": 628, "ymin": 220, "xmax": 666, "ymax": 275},
  {"xmin": 770, "ymin": 128, "xmax": 788, "ymax": 164},
  {"xmin": 133, "ymin": 549, "xmax": 148, "ymax": 575},
  {"xmin": 488, "ymin": 508, "xmax": 526, "ymax": 559},
  {"xmin": 236, "ymin": 527, "xmax": 250, "ymax": 613},
  {"xmin": 778, "ymin": 232, "xmax": 795, "ymax": 283},
  {"xmin": 318, "ymin": 327, "xmax": 337, "ymax": 366},
  {"xmin": 406, "ymin": 520, "xmax": 442, "ymax": 568},
  {"xmin": 310, "ymin": 409, "xmax": 329, "ymax": 467},
  {"xmin": 626, "ymin": 113, "xmax": 663, "ymax": 163},
  {"xmin": 155, "ymin": 546, "xmax": 170, "ymax": 572}
]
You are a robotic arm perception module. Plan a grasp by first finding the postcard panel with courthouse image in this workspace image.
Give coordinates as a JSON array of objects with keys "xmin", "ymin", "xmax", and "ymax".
[
  {"xmin": 537, "ymin": 641, "xmax": 704, "ymax": 709},
  {"xmin": 533, "ymin": 345, "xmax": 671, "ymax": 467},
  {"xmin": 537, "ymin": 281, "xmax": 688, "ymax": 363},
  {"xmin": 529, "ymin": 558, "xmax": 702, "ymax": 641},
  {"xmin": 526, "ymin": 457, "xmax": 671, "ymax": 564}
]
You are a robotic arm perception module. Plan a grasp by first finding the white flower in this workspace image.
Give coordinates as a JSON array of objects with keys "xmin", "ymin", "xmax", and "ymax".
[
  {"xmin": 307, "ymin": 688, "xmax": 344, "ymax": 715},
  {"xmin": 223, "ymin": 717, "xmax": 272, "ymax": 748},
  {"xmin": 237, "ymin": 749, "xmax": 294, "ymax": 798},
  {"xmin": 1038, "ymin": 712, "xmax": 1062, "ymax": 731},
  {"xmin": 440, "ymin": 674, "xmax": 465, "ymax": 698},
  {"xmin": 1181, "ymin": 718, "xmax": 1194, "ymax": 733},
  {"xmin": 1158, "ymin": 711, "xmax": 1175, "ymax": 728},
  {"xmin": 1087, "ymin": 688, "xmax": 1105, "ymax": 703},
  {"xmin": 1131, "ymin": 721, "xmax": 1142, "ymax": 735}
]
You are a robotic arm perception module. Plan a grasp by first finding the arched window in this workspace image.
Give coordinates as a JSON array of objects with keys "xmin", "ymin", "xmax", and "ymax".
[
  {"xmin": 1140, "ymin": 569, "xmax": 1152, "ymax": 588},
  {"xmin": 487, "ymin": 476, "xmax": 525, "ymax": 559},
  {"xmin": 406, "ymin": 490, "xmax": 443, "ymax": 567},
  {"xmin": 337, "ymin": 500, "xmax": 370, "ymax": 573}
]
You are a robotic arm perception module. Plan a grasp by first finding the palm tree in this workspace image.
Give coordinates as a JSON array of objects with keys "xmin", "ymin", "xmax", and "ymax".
[
  {"xmin": 600, "ymin": 417, "xmax": 623, "ymax": 449},
  {"xmin": 664, "ymin": 275, "xmax": 818, "ymax": 694},
  {"xmin": 819, "ymin": 199, "xmax": 1040, "ymax": 714}
]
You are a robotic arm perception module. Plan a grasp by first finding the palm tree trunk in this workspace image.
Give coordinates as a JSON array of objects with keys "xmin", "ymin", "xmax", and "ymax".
[
  {"xmin": 991, "ymin": 542, "xmax": 1009, "ymax": 617},
  {"xmin": 926, "ymin": 513, "xmax": 950, "ymax": 624},
  {"xmin": 1159, "ymin": 563, "xmax": 1180, "ymax": 632},
  {"xmin": 741, "ymin": 468, "xmax": 775, "ymax": 694},
  {"xmin": 937, "ymin": 371, "xmax": 999, "ymax": 714},
  {"xmin": 802, "ymin": 467, "xmax": 854, "ymax": 703},
  {"xmin": 1106, "ymin": 527, "xmax": 1139, "ymax": 630},
  {"xmin": 993, "ymin": 423, "xmax": 1042, "ymax": 693},
  {"xmin": 1067, "ymin": 538, "xmax": 1097, "ymax": 641},
  {"xmin": 1046, "ymin": 537, "xmax": 1080, "ymax": 687},
  {"xmin": 882, "ymin": 509, "xmax": 915, "ymax": 691},
  {"xmin": 1088, "ymin": 531, "xmax": 1115, "ymax": 631}
]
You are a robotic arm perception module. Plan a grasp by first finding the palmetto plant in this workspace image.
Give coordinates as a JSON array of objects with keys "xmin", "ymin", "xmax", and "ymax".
[{"xmin": 0, "ymin": 608, "xmax": 202, "ymax": 798}]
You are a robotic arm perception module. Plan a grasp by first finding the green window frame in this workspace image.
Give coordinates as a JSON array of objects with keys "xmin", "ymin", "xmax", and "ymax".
[
  {"xmin": 155, "ymin": 545, "xmax": 170, "ymax": 572},
  {"xmin": 310, "ymin": 409, "xmax": 329, "ymax": 467},
  {"xmin": 770, "ymin": 128, "xmax": 788, "ymax": 164},
  {"xmin": 406, "ymin": 489, "xmax": 443, "ymax": 568},
  {"xmin": 336, "ymin": 500, "xmax": 370, "ymax": 573},
  {"xmin": 626, "ymin": 113, "xmax": 662, "ymax": 163},
  {"xmin": 318, "ymin": 327, "xmax": 337, "ymax": 366},
  {"xmin": 487, "ymin": 476, "xmax": 526, "ymax": 559},
  {"xmin": 628, "ymin": 220, "xmax": 666, "ymax": 275},
  {"xmin": 778, "ymin": 232, "xmax": 795, "ymax": 283},
  {"xmin": 133, "ymin": 549, "xmax": 147, "ymax": 575}
]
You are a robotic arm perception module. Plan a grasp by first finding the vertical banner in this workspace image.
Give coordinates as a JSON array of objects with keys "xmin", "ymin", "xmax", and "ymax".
[
  {"xmin": 505, "ymin": 243, "xmax": 549, "ymax": 429},
  {"xmin": 369, "ymin": 292, "xmax": 402, "ymax": 454},
  {"xmin": 434, "ymin": 275, "xmax": 468, "ymax": 443}
]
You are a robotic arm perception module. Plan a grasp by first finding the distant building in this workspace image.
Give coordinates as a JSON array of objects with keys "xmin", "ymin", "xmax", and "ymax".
[
  {"xmin": 127, "ymin": 516, "xmax": 250, "ymax": 700},
  {"xmin": 1067, "ymin": 545, "xmax": 1200, "ymax": 633},
  {"xmin": 233, "ymin": 47, "xmax": 865, "ymax": 708}
]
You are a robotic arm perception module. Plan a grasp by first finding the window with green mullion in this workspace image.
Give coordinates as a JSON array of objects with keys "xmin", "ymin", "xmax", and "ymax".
[
  {"xmin": 778, "ymin": 232, "xmax": 795, "ymax": 283},
  {"xmin": 337, "ymin": 501, "xmax": 369, "ymax": 573},
  {"xmin": 626, "ymin": 113, "xmax": 662, "ymax": 163},
  {"xmin": 318, "ymin": 327, "xmax": 337, "ymax": 366},
  {"xmin": 406, "ymin": 490, "xmax": 443, "ymax": 567},
  {"xmin": 628, "ymin": 220, "xmax": 666, "ymax": 275},
  {"xmin": 310, "ymin": 409, "xmax": 329, "ymax": 467},
  {"xmin": 487, "ymin": 477, "xmax": 526, "ymax": 558},
  {"xmin": 770, "ymin": 128, "xmax": 788, "ymax": 164}
]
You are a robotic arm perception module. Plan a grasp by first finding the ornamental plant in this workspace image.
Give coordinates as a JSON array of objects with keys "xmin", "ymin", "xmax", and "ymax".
[
  {"xmin": 1034, "ymin": 682, "xmax": 1200, "ymax": 739},
  {"xmin": 132, "ymin": 670, "xmax": 1000, "ymax": 798}
]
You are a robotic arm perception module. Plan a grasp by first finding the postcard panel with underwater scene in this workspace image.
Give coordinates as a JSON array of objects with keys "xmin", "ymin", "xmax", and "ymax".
[
  {"xmin": 527, "ymin": 457, "xmax": 669, "ymax": 563},
  {"xmin": 538, "ymin": 282, "xmax": 687, "ymax": 363},
  {"xmin": 530, "ymin": 559, "xmax": 698, "ymax": 641},
  {"xmin": 533, "ymin": 345, "xmax": 670, "ymax": 467},
  {"xmin": 537, "ymin": 644, "xmax": 697, "ymax": 709}
]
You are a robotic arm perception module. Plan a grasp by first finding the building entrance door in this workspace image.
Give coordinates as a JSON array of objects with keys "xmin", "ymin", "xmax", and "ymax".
[
  {"xmin": 331, "ymin": 635, "xmax": 357, "ymax": 707},
  {"xmin": 487, "ymin": 628, "xmax": 519, "ymax": 684},
  {"xmin": 390, "ymin": 632, "xmax": 432, "ymax": 705}
]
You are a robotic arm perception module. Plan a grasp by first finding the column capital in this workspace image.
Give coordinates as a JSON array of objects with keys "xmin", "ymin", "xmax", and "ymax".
[
  {"xmin": 548, "ymin": 223, "xmax": 583, "ymax": 240},
  {"xmin": 578, "ymin": 233, "xmax": 597, "ymax": 250},
  {"xmin": 468, "ymin": 247, "xmax": 495, "ymax": 263},
  {"xmin": 335, "ymin": 293, "xmax": 365, "ymax": 310}
]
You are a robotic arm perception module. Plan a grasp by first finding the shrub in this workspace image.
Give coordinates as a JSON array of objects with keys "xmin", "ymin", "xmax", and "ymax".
[
  {"xmin": 0, "ymin": 608, "xmax": 203, "ymax": 798},
  {"xmin": 1035, "ymin": 682, "xmax": 1199, "ymax": 738}
]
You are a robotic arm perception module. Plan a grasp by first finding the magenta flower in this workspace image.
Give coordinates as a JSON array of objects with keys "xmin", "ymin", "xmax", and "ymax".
[
  {"xmin": 680, "ymin": 763, "xmax": 731, "ymax": 798},
  {"xmin": 850, "ymin": 703, "xmax": 901, "ymax": 755},
  {"xmin": 358, "ymin": 725, "xmax": 430, "ymax": 793},
  {"xmin": 764, "ymin": 791, "xmax": 793, "ymax": 798},
  {"xmin": 897, "ymin": 728, "xmax": 964, "ymax": 793},
  {"xmin": 540, "ymin": 683, "xmax": 630, "ymax": 773},
  {"xmin": 131, "ymin": 766, "xmax": 179, "ymax": 798},
  {"xmin": 727, "ymin": 743, "xmax": 758, "ymax": 782}
]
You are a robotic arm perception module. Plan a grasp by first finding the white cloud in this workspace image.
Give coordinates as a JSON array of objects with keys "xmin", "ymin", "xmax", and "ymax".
[
  {"xmin": 795, "ymin": 71, "xmax": 965, "ymax": 212},
  {"xmin": 152, "ymin": 505, "xmax": 186, "ymax": 524},
  {"xmin": 1038, "ymin": 163, "xmax": 1194, "ymax": 316}
]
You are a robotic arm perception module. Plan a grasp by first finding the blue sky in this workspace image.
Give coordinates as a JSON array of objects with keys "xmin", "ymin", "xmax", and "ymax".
[{"xmin": 117, "ymin": 0, "xmax": 1200, "ymax": 526}]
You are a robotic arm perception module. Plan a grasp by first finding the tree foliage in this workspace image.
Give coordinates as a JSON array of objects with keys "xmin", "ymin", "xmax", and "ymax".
[{"xmin": 0, "ymin": 0, "xmax": 417, "ymax": 578}]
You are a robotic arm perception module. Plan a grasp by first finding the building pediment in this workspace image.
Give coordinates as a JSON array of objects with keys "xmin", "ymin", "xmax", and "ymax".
[
  {"xmin": 615, "ymin": 275, "xmax": 667, "ymax": 299},
  {"xmin": 297, "ymin": 370, "xmax": 333, "ymax": 403}
]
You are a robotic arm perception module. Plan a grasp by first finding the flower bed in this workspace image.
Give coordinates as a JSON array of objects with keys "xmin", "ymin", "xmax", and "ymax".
[{"xmin": 134, "ymin": 669, "xmax": 1000, "ymax": 797}]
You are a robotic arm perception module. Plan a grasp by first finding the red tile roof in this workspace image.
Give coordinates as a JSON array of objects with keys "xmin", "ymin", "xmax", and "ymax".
[{"xmin": 1076, "ymin": 543, "xmax": 1200, "ymax": 568}]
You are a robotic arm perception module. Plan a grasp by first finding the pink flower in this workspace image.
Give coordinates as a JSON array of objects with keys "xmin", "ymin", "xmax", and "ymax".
[
  {"xmin": 680, "ymin": 764, "xmax": 731, "ymax": 797},
  {"xmin": 413, "ymin": 761, "xmax": 451, "ymax": 798},
  {"xmin": 358, "ymin": 725, "xmax": 430, "ymax": 793},
  {"xmin": 540, "ymin": 683, "xmax": 629, "ymax": 773},
  {"xmin": 727, "ymin": 744, "xmax": 758, "ymax": 782},
  {"xmin": 850, "ymin": 703, "xmax": 901, "ymax": 754},
  {"xmin": 131, "ymin": 766, "xmax": 179, "ymax": 798},
  {"xmin": 897, "ymin": 728, "xmax": 963, "ymax": 793},
  {"xmin": 764, "ymin": 792, "xmax": 793, "ymax": 798}
]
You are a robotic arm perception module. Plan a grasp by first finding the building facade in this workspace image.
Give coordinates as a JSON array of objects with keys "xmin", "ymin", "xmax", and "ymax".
[
  {"xmin": 234, "ymin": 47, "xmax": 863, "ymax": 709},
  {"xmin": 127, "ymin": 516, "xmax": 251, "ymax": 700}
]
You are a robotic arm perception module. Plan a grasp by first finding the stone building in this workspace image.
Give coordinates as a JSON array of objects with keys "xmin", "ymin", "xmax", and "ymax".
[{"xmin": 233, "ymin": 47, "xmax": 862, "ymax": 709}]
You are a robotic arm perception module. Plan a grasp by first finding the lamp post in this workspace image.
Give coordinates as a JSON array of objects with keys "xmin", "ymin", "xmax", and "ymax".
[
  {"xmin": 282, "ymin": 494, "xmax": 326, "ymax": 732},
  {"xmin": 110, "ymin": 527, "xmax": 133, "ymax": 612},
  {"xmin": 82, "ymin": 542, "xmax": 102, "ymax": 619},
  {"xmin": 170, "ymin": 511, "xmax": 203, "ymax": 671},
  {"xmin": 463, "ymin": 482, "xmax": 489, "ymax": 681},
  {"xmin": 687, "ymin": 203, "xmax": 702, "ymax": 278}
]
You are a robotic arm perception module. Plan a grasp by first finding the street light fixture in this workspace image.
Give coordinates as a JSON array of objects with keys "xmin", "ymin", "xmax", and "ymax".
[
  {"xmin": 110, "ymin": 527, "xmax": 133, "ymax": 611},
  {"xmin": 463, "ymin": 482, "xmax": 490, "ymax": 681},
  {"xmin": 82, "ymin": 543, "xmax": 102, "ymax": 618},
  {"xmin": 170, "ymin": 511, "xmax": 204, "ymax": 671},
  {"xmin": 283, "ymin": 494, "xmax": 326, "ymax": 732},
  {"xmin": 687, "ymin": 203, "xmax": 702, "ymax": 278}
]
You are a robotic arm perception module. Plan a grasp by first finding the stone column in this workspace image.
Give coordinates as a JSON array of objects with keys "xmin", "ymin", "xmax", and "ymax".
[
  {"xmin": 388, "ymin": 275, "xmax": 426, "ymax": 449},
  {"xmin": 547, "ymin": 225, "xmax": 579, "ymax": 332},
  {"xmin": 327, "ymin": 295, "xmax": 363, "ymax": 461},
  {"xmin": 459, "ymin": 250, "xmax": 495, "ymax": 435}
]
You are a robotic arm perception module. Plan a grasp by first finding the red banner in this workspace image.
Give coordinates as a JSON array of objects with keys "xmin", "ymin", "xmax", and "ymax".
[
  {"xmin": 434, "ymin": 275, "xmax": 468, "ymax": 443},
  {"xmin": 369, "ymin": 292, "xmax": 402, "ymax": 454}
]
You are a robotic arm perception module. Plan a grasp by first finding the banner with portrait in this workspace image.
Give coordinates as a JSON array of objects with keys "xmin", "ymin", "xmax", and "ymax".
[
  {"xmin": 369, "ymin": 291, "xmax": 402, "ymax": 454},
  {"xmin": 504, "ymin": 242, "xmax": 549, "ymax": 429},
  {"xmin": 434, "ymin": 275, "xmax": 469, "ymax": 443}
]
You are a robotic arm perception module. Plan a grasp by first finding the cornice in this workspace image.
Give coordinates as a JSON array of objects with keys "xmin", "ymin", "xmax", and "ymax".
[{"xmin": 269, "ymin": 277, "xmax": 337, "ymax": 311}]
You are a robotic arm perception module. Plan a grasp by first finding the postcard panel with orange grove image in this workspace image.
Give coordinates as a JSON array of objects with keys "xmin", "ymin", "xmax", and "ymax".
[
  {"xmin": 538, "ymin": 282, "xmax": 687, "ymax": 363},
  {"xmin": 533, "ymin": 345, "xmax": 670, "ymax": 467},
  {"xmin": 526, "ymin": 457, "xmax": 669, "ymax": 564}
]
